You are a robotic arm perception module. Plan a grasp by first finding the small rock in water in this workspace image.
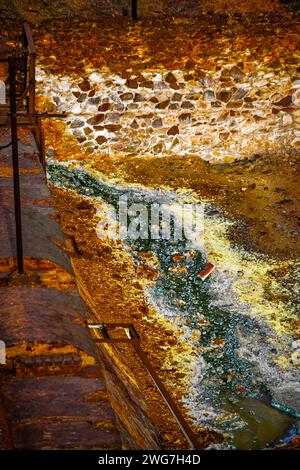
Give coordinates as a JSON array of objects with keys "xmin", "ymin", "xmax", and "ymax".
[
  {"xmin": 126, "ymin": 78, "xmax": 138, "ymax": 89},
  {"xmin": 292, "ymin": 80, "xmax": 300, "ymax": 89},
  {"xmin": 291, "ymin": 351, "xmax": 300, "ymax": 366},
  {"xmin": 292, "ymin": 340, "xmax": 300, "ymax": 350},
  {"xmin": 172, "ymin": 92, "xmax": 182, "ymax": 102},
  {"xmin": 156, "ymin": 99, "xmax": 170, "ymax": 109},
  {"xmin": 171, "ymin": 253, "xmax": 185, "ymax": 263}
]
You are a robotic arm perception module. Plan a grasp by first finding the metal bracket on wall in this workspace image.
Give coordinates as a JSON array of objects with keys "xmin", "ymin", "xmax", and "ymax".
[{"xmin": 88, "ymin": 322, "xmax": 203, "ymax": 450}]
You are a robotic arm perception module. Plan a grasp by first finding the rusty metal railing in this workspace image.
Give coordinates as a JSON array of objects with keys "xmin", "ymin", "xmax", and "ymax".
[
  {"xmin": 89, "ymin": 322, "xmax": 204, "ymax": 450},
  {"xmin": 0, "ymin": 57, "xmax": 24, "ymax": 273},
  {"xmin": 0, "ymin": 23, "xmax": 45, "ymax": 166},
  {"xmin": 0, "ymin": 24, "xmax": 65, "ymax": 273},
  {"xmin": 22, "ymin": 22, "xmax": 36, "ymax": 115},
  {"xmin": 8, "ymin": 58, "xmax": 23, "ymax": 274}
]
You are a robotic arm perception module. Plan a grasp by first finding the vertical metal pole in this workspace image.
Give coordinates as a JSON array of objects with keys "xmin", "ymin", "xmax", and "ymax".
[
  {"xmin": 21, "ymin": 27, "xmax": 28, "ymax": 96},
  {"xmin": 40, "ymin": 125, "xmax": 46, "ymax": 170},
  {"xmin": 28, "ymin": 53, "xmax": 35, "ymax": 115},
  {"xmin": 9, "ymin": 59, "xmax": 24, "ymax": 274},
  {"xmin": 35, "ymin": 118, "xmax": 45, "ymax": 170},
  {"xmin": 131, "ymin": 0, "xmax": 138, "ymax": 20}
]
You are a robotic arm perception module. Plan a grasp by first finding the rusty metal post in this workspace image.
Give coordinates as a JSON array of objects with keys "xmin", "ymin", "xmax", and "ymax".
[
  {"xmin": 40, "ymin": 125, "xmax": 46, "ymax": 170},
  {"xmin": 23, "ymin": 23, "xmax": 36, "ymax": 116},
  {"xmin": 21, "ymin": 26, "xmax": 28, "ymax": 97},
  {"xmin": 28, "ymin": 53, "xmax": 35, "ymax": 115},
  {"xmin": 132, "ymin": 0, "xmax": 138, "ymax": 20},
  {"xmin": 9, "ymin": 58, "xmax": 24, "ymax": 273},
  {"xmin": 35, "ymin": 118, "xmax": 46, "ymax": 170}
]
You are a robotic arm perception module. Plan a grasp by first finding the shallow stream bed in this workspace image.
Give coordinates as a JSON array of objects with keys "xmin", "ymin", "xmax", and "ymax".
[{"xmin": 47, "ymin": 162, "xmax": 299, "ymax": 449}]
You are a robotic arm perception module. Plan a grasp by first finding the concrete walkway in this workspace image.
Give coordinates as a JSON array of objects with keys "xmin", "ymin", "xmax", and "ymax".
[{"xmin": 0, "ymin": 129, "xmax": 121, "ymax": 449}]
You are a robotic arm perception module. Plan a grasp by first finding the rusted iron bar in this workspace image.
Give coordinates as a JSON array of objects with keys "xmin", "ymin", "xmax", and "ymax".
[
  {"xmin": 20, "ymin": 30, "xmax": 28, "ymax": 97},
  {"xmin": 40, "ymin": 124, "xmax": 46, "ymax": 169},
  {"xmin": 0, "ymin": 111, "xmax": 64, "ymax": 170},
  {"xmin": 95, "ymin": 338, "xmax": 137, "ymax": 345},
  {"xmin": 0, "ymin": 122, "xmax": 38, "ymax": 128},
  {"xmin": 134, "ymin": 344, "xmax": 203, "ymax": 450},
  {"xmin": 0, "ymin": 112, "xmax": 91, "ymax": 117},
  {"xmin": 34, "ymin": 117, "xmax": 42, "ymax": 167},
  {"xmin": 22, "ymin": 23, "xmax": 36, "ymax": 115},
  {"xmin": 23, "ymin": 23, "xmax": 36, "ymax": 55},
  {"xmin": 91, "ymin": 322, "xmax": 139, "ymax": 329},
  {"xmin": 15, "ymin": 83, "xmax": 30, "ymax": 110},
  {"xmin": 0, "ymin": 112, "xmax": 66, "ymax": 118},
  {"xmin": 28, "ymin": 53, "xmax": 35, "ymax": 115},
  {"xmin": 89, "ymin": 322, "xmax": 203, "ymax": 450},
  {"xmin": 0, "ymin": 140, "xmax": 14, "ymax": 151},
  {"xmin": 132, "ymin": 0, "xmax": 138, "ymax": 20},
  {"xmin": 8, "ymin": 58, "xmax": 24, "ymax": 274}
]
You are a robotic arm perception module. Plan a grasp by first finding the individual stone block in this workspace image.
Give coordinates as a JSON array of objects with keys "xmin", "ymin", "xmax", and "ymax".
[{"xmin": 167, "ymin": 125, "xmax": 179, "ymax": 135}]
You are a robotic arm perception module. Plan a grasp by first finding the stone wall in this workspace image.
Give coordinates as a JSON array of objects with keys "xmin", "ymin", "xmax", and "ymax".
[{"xmin": 38, "ymin": 63, "xmax": 300, "ymax": 165}]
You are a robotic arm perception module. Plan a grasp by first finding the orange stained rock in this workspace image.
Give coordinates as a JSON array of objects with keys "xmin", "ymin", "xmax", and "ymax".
[
  {"xmin": 213, "ymin": 338, "xmax": 225, "ymax": 346},
  {"xmin": 168, "ymin": 266, "xmax": 187, "ymax": 274},
  {"xmin": 172, "ymin": 253, "xmax": 186, "ymax": 263}
]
